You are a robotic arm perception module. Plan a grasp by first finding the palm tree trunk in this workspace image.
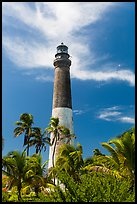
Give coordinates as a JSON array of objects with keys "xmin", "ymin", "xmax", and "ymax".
[
  {"xmin": 52, "ymin": 137, "xmax": 57, "ymax": 184},
  {"xmin": 27, "ymin": 144, "xmax": 29, "ymax": 156},
  {"xmin": 17, "ymin": 184, "xmax": 22, "ymax": 201},
  {"xmin": 35, "ymin": 186, "xmax": 39, "ymax": 197},
  {"xmin": 36, "ymin": 148, "xmax": 39, "ymax": 154},
  {"xmin": 52, "ymin": 137, "xmax": 57, "ymax": 168},
  {"xmin": 27, "ymin": 128, "xmax": 31, "ymax": 156}
]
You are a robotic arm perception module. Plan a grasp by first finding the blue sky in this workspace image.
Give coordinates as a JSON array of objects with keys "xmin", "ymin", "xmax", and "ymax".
[{"xmin": 2, "ymin": 2, "xmax": 135, "ymax": 162}]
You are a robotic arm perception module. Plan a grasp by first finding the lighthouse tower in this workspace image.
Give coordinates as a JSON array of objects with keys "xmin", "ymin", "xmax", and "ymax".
[{"xmin": 48, "ymin": 43, "xmax": 73, "ymax": 169}]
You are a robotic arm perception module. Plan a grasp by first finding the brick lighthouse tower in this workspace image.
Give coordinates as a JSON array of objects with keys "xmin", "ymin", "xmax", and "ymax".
[{"xmin": 48, "ymin": 43, "xmax": 73, "ymax": 169}]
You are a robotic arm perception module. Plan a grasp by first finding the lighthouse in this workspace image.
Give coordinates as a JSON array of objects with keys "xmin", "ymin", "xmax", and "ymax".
[{"xmin": 48, "ymin": 43, "xmax": 73, "ymax": 169}]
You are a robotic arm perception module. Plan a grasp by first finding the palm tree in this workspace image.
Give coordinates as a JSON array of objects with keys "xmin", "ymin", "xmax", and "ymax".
[
  {"xmin": 25, "ymin": 127, "xmax": 51, "ymax": 154},
  {"xmin": 93, "ymin": 148, "xmax": 105, "ymax": 156},
  {"xmin": 2, "ymin": 150, "xmax": 27, "ymax": 201},
  {"xmin": 51, "ymin": 143, "xmax": 84, "ymax": 182},
  {"xmin": 2, "ymin": 150, "xmax": 50, "ymax": 200},
  {"xmin": 45, "ymin": 117, "xmax": 60, "ymax": 169},
  {"xmin": 46, "ymin": 118, "xmax": 68, "ymax": 168},
  {"xmin": 101, "ymin": 127, "xmax": 135, "ymax": 179},
  {"xmin": 14, "ymin": 113, "xmax": 34, "ymax": 156},
  {"xmin": 45, "ymin": 117, "xmax": 76, "ymax": 185},
  {"xmin": 25, "ymin": 153, "xmax": 49, "ymax": 197},
  {"xmin": 81, "ymin": 127, "xmax": 135, "ymax": 180},
  {"xmin": 45, "ymin": 117, "xmax": 76, "ymax": 169},
  {"xmin": 82, "ymin": 128, "xmax": 135, "ymax": 180},
  {"xmin": 59, "ymin": 126, "xmax": 76, "ymax": 144},
  {"xmin": 48, "ymin": 128, "xmax": 135, "ymax": 188}
]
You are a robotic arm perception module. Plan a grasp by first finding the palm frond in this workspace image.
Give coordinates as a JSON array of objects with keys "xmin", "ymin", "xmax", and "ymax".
[
  {"xmin": 14, "ymin": 127, "xmax": 24, "ymax": 137},
  {"xmin": 101, "ymin": 142, "xmax": 120, "ymax": 165},
  {"xmin": 41, "ymin": 160, "xmax": 49, "ymax": 170},
  {"xmin": 83, "ymin": 165, "xmax": 110, "ymax": 173},
  {"xmin": 76, "ymin": 143, "xmax": 83, "ymax": 153},
  {"xmin": 15, "ymin": 121, "xmax": 23, "ymax": 126},
  {"xmin": 25, "ymin": 139, "xmax": 36, "ymax": 146},
  {"xmin": 109, "ymin": 138, "xmax": 123, "ymax": 152},
  {"xmin": 20, "ymin": 113, "xmax": 34, "ymax": 125}
]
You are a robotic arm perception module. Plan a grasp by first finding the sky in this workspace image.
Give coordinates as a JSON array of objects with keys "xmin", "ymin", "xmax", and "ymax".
[{"xmin": 2, "ymin": 2, "xmax": 135, "ymax": 162}]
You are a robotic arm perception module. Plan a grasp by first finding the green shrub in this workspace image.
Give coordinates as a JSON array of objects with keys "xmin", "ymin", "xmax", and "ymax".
[
  {"xmin": 2, "ymin": 171, "xmax": 134, "ymax": 202},
  {"xmin": 45, "ymin": 171, "xmax": 135, "ymax": 202},
  {"xmin": 8, "ymin": 193, "xmax": 19, "ymax": 202},
  {"xmin": 2, "ymin": 191, "xmax": 10, "ymax": 202}
]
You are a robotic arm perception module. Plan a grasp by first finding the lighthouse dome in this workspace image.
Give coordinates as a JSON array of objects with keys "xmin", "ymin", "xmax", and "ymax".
[{"xmin": 56, "ymin": 42, "xmax": 68, "ymax": 54}]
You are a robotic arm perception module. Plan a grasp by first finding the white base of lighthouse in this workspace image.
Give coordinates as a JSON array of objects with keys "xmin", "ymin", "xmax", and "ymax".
[
  {"xmin": 48, "ymin": 107, "xmax": 73, "ymax": 169},
  {"xmin": 52, "ymin": 107, "xmax": 73, "ymax": 133}
]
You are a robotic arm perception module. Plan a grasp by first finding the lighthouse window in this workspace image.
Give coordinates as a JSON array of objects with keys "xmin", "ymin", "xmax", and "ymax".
[
  {"xmin": 56, "ymin": 56, "xmax": 61, "ymax": 59},
  {"xmin": 57, "ymin": 49, "xmax": 63, "ymax": 53}
]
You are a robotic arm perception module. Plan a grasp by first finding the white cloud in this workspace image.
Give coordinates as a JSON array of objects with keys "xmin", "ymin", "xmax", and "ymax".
[
  {"xmin": 104, "ymin": 106, "xmax": 121, "ymax": 111},
  {"xmin": 0, "ymin": 2, "xmax": 115, "ymax": 32},
  {"xmin": 73, "ymin": 109, "xmax": 85, "ymax": 115},
  {"xmin": 35, "ymin": 75, "xmax": 54, "ymax": 82},
  {"xmin": 97, "ymin": 106, "xmax": 135, "ymax": 124},
  {"xmin": 2, "ymin": 2, "xmax": 113, "ymax": 39},
  {"xmin": 97, "ymin": 111, "xmax": 121, "ymax": 121},
  {"xmin": 2, "ymin": 2, "xmax": 135, "ymax": 86},
  {"xmin": 118, "ymin": 117, "xmax": 135, "ymax": 124},
  {"xmin": 2, "ymin": 36, "xmax": 54, "ymax": 68},
  {"xmin": 71, "ymin": 69, "xmax": 135, "ymax": 86}
]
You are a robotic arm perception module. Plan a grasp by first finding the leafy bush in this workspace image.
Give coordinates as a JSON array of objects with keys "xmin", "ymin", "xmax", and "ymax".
[
  {"xmin": 8, "ymin": 193, "xmax": 19, "ymax": 202},
  {"xmin": 45, "ymin": 171, "xmax": 135, "ymax": 202},
  {"xmin": 2, "ymin": 191, "xmax": 10, "ymax": 202}
]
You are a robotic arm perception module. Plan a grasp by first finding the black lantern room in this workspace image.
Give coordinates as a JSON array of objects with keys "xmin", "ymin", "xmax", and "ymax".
[{"xmin": 55, "ymin": 42, "xmax": 70, "ymax": 59}]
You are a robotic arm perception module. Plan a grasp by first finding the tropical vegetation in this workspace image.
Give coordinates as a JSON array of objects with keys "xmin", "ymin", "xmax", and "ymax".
[
  {"xmin": 2, "ymin": 113, "xmax": 135, "ymax": 202},
  {"xmin": 14, "ymin": 113, "xmax": 34, "ymax": 156}
]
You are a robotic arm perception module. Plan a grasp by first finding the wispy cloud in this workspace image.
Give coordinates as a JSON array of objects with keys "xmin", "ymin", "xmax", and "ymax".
[
  {"xmin": 2, "ymin": 37, "xmax": 54, "ymax": 68},
  {"xmin": 102, "ymin": 106, "xmax": 122, "ymax": 111},
  {"xmin": 2, "ymin": 2, "xmax": 113, "ymax": 38},
  {"xmin": 97, "ymin": 105, "xmax": 135, "ymax": 124},
  {"xmin": 2, "ymin": 2, "xmax": 135, "ymax": 86},
  {"xmin": 98, "ymin": 111, "xmax": 121, "ymax": 121},
  {"xmin": 35, "ymin": 75, "xmax": 54, "ymax": 82},
  {"xmin": 73, "ymin": 109, "xmax": 85, "ymax": 115},
  {"xmin": 118, "ymin": 117, "xmax": 135, "ymax": 124},
  {"xmin": 71, "ymin": 69, "xmax": 135, "ymax": 86}
]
